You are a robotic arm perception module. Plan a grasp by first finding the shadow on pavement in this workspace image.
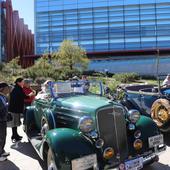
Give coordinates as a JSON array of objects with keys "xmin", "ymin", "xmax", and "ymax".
[
  {"xmin": 10, "ymin": 141, "xmax": 46, "ymax": 170},
  {"xmin": 144, "ymin": 162, "xmax": 170, "ymax": 170},
  {"xmin": 0, "ymin": 159, "xmax": 19, "ymax": 170}
]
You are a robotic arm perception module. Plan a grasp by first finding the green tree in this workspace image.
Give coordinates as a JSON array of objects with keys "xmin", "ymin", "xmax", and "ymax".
[
  {"xmin": 3, "ymin": 56, "xmax": 22, "ymax": 76},
  {"xmin": 23, "ymin": 55, "xmax": 55, "ymax": 79},
  {"xmin": 0, "ymin": 62, "xmax": 4, "ymax": 71},
  {"xmin": 24, "ymin": 40, "xmax": 89, "ymax": 80},
  {"xmin": 56, "ymin": 40, "xmax": 89, "ymax": 72}
]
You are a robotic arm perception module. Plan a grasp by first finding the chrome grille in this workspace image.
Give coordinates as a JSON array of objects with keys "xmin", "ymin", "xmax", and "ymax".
[{"xmin": 97, "ymin": 107, "xmax": 128, "ymax": 161}]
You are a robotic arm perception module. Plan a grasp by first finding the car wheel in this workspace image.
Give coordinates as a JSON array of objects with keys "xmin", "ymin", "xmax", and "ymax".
[
  {"xmin": 47, "ymin": 148, "xmax": 58, "ymax": 170},
  {"xmin": 151, "ymin": 98, "xmax": 170, "ymax": 129},
  {"xmin": 41, "ymin": 117, "xmax": 49, "ymax": 137}
]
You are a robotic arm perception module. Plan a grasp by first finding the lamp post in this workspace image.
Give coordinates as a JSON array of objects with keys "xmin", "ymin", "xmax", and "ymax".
[
  {"xmin": 156, "ymin": 49, "xmax": 161, "ymax": 93},
  {"xmin": 48, "ymin": 46, "xmax": 52, "ymax": 64}
]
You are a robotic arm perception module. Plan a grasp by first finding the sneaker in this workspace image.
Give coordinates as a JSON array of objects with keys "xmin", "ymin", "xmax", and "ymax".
[
  {"xmin": 0, "ymin": 156, "xmax": 7, "ymax": 161},
  {"xmin": 11, "ymin": 135, "xmax": 22, "ymax": 143},
  {"xmin": 1, "ymin": 151, "xmax": 10, "ymax": 157},
  {"xmin": 11, "ymin": 138, "xmax": 21, "ymax": 143}
]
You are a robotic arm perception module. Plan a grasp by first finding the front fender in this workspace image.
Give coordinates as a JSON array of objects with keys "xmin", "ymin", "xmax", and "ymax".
[
  {"xmin": 128, "ymin": 115, "xmax": 160, "ymax": 154},
  {"xmin": 25, "ymin": 106, "xmax": 35, "ymax": 133},
  {"xmin": 136, "ymin": 115, "xmax": 159, "ymax": 137},
  {"xmin": 43, "ymin": 128, "xmax": 95, "ymax": 169},
  {"xmin": 42, "ymin": 108, "xmax": 57, "ymax": 129}
]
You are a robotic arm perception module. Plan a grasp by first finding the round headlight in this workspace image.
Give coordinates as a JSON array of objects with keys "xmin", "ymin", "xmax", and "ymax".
[
  {"xmin": 79, "ymin": 116, "xmax": 94, "ymax": 133},
  {"xmin": 128, "ymin": 110, "xmax": 140, "ymax": 123},
  {"xmin": 95, "ymin": 138, "xmax": 104, "ymax": 148},
  {"xmin": 133, "ymin": 139, "xmax": 143, "ymax": 150},
  {"xmin": 103, "ymin": 147, "xmax": 114, "ymax": 160}
]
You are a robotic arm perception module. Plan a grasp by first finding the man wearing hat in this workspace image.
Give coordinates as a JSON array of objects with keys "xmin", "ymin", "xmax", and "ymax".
[{"xmin": 0, "ymin": 82, "xmax": 10, "ymax": 161}]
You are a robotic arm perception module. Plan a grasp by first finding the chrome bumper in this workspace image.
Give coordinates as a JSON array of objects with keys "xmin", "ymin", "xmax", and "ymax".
[
  {"xmin": 143, "ymin": 144, "xmax": 166, "ymax": 166},
  {"xmin": 106, "ymin": 144, "xmax": 166, "ymax": 170}
]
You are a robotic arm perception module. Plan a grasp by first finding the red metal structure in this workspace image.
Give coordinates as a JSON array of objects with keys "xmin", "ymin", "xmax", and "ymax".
[{"xmin": 1, "ymin": 0, "xmax": 34, "ymax": 63}]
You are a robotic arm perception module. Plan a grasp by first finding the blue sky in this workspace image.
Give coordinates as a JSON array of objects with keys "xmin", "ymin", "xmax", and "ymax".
[{"xmin": 12, "ymin": 0, "xmax": 34, "ymax": 33}]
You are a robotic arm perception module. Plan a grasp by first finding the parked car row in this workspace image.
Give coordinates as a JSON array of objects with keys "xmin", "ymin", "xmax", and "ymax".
[{"xmin": 25, "ymin": 81, "xmax": 166, "ymax": 170}]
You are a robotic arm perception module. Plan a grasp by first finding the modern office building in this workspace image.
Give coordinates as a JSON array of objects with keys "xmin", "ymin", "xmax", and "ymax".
[
  {"xmin": 34, "ymin": 0, "xmax": 170, "ymax": 75},
  {"xmin": 0, "ymin": 0, "xmax": 34, "ymax": 62}
]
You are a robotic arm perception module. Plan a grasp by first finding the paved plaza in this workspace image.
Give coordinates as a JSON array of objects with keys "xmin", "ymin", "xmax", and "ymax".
[{"xmin": 0, "ymin": 125, "xmax": 44, "ymax": 170}]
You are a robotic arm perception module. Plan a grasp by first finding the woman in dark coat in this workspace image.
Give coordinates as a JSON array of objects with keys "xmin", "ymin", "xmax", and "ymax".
[{"xmin": 8, "ymin": 78, "xmax": 34, "ymax": 142}]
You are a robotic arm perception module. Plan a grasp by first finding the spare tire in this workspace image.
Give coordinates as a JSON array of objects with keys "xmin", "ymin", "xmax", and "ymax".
[{"xmin": 151, "ymin": 98, "xmax": 170, "ymax": 131}]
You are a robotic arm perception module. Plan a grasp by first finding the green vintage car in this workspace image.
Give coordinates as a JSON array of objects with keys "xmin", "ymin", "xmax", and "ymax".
[{"xmin": 25, "ymin": 81, "xmax": 166, "ymax": 170}]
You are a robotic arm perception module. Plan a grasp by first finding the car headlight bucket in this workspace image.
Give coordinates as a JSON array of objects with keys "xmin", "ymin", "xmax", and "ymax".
[
  {"xmin": 103, "ymin": 147, "xmax": 114, "ymax": 160},
  {"xmin": 128, "ymin": 110, "xmax": 140, "ymax": 123},
  {"xmin": 133, "ymin": 139, "xmax": 143, "ymax": 150},
  {"xmin": 78, "ymin": 116, "xmax": 94, "ymax": 133},
  {"xmin": 95, "ymin": 138, "xmax": 104, "ymax": 148}
]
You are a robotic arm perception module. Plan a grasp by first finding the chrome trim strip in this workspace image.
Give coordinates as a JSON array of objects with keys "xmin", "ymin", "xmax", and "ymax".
[{"xmin": 126, "ymin": 89, "xmax": 159, "ymax": 96}]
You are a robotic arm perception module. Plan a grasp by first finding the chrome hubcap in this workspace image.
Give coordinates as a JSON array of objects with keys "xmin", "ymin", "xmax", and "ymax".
[
  {"xmin": 41, "ymin": 123, "xmax": 49, "ymax": 137},
  {"xmin": 157, "ymin": 109, "xmax": 169, "ymax": 122}
]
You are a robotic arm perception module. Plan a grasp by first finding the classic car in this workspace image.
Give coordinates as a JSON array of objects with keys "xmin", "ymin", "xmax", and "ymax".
[
  {"xmin": 25, "ymin": 81, "xmax": 166, "ymax": 170},
  {"xmin": 119, "ymin": 84, "xmax": 170, "ymax": 132}
]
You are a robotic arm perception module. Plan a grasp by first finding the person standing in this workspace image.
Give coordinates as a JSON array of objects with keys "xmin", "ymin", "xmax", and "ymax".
[
  {"xmin": 81, "ymin": 75, "xmax": 90, "ymax": 93},
  {"xmin": 23, "ymin": 79, "xmax": 36, "ymax": 105},
  {"xmin": 35, "ymin": 80, "xmax": 52, "ymax": 99},
  {"xmin": 23, "ymin": 79, "xmax": 36, "ymax": 124},
  {"xmin": 0, "ymin": 82, "xmax": 10, "ymax": 161},
  {"xmin": 8, "ymin": 78, "xmax": 34, "ymax": 143}
]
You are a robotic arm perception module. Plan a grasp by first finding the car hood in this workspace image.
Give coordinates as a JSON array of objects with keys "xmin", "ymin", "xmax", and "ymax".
[{"xmin": 56, "ymin": 95, "xmax": 114, "ymax": 113}]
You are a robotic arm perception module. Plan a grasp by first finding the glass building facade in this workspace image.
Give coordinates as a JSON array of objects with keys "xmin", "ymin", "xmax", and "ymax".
[{"xmin": 35, "ymin": 0, "xmax": 170, "ymax": 54}]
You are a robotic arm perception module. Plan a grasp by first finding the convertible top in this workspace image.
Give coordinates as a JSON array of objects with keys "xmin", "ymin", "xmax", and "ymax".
[{"xmin": 124, "ymin": 84, "xmax": 155, "ymax": 92}]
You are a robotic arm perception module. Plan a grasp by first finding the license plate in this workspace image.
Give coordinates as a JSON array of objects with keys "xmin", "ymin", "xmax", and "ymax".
[
  {"xmin": 72, "ymin": 154, "xmax": 97, "ymax": 170},
  {"xmin": 125, "ymin": 157, "xmax": 143, "ymax": 170},
  {"xmin": 148, "ymin": 134, "xmax": 164, "ymax": 148}
]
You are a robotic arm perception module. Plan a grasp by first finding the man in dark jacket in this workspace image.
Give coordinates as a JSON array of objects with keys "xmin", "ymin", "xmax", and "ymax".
[
  {"xmin": 0, "ymin": 82, "xmax": 10, "ymax": 161},
  {"xmin": 8, "ymin": 78, "xmax": 34, "ymax": 142}
]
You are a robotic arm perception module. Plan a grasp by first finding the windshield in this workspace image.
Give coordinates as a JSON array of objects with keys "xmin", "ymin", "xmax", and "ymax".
[{"xmin": 49, "ymin": 81, "xmax": 103, "ymax": 98}]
